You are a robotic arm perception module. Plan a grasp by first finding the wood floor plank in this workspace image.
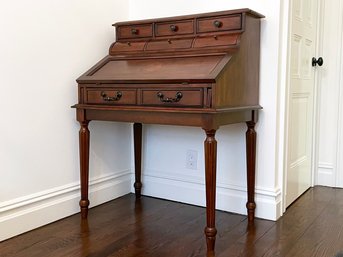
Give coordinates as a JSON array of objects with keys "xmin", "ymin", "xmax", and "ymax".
[
  {"xmin": 216, "ymin": 219, "xmax": 275, "ymax": 257},
  {"xmin": 284, "ymin": 188, "xmax": 343, "ymax": 257},
  {"xmin": 240, "ymin": 187, "xmax": 334, "ymax": 257},
  {"xmin": 1, "ymin": 186, "xmax": 342, "ymax": 257}
]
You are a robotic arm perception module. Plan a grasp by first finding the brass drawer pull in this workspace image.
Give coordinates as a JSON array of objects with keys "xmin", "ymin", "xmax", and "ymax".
[
  {"xmin": 101, "ymin": 91, "xmax": 122, "ymax": 101},
  {"xmin": 157, "ymin": 91, "xmax": 183, "ymax": 103}
]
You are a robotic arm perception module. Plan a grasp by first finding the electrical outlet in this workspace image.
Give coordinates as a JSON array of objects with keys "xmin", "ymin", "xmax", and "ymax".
[{"xmin": 186, "ymin": 150, "xmax": 198, "ymax": 170}]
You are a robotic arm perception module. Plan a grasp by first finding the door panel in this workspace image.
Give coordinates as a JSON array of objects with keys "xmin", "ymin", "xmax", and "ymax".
[
  {"xmin": 286, "ymin": 0, "xmax": 318, "ymax": 207},
  {"xmin": 290, "ymin": 95, "xmax": 309, "ymax": 164}
]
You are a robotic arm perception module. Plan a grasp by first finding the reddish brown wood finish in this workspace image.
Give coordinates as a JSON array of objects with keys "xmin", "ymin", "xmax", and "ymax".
[
  {"xmin": 197, "ymin": 14, "xmax": 242, "ymax": 33},
  {"xmin": 141, "ymin": 89, "xmax": 203, "ymax": 107},
  {"xmin": 246, "ymin": 111, "xmax": 257, "ymax": 223},
  {"xmin": 78, "ymin": 120, "xmax": 90, "ymax": 219},
  {"xmin": 86, "ymin": 89, "xmax": 137, "ymax": 105},
  {"xmin": 117, "ymin": 24, "xmax": 153, "ymax": 39},
  {"xmin": 193, "ymin": 34, "xmax": 239, "ymax": 48},
  {"xmin": 155, "ymin": 20, "xmax": 194, "ymax": 37},
  {"xmin": 110, "ymin": 41, "xmax": 146, "ymax": 53},
  {"xmin": 145, "ymin": 38, "xmax": 193, "ymax": 51},
  {"xmin": 134, "ymin": 123, "xmax": 142, "ymax": 198},
  {"xmin": 204, "ymin": 129, "xmax": 218, "ymax": 256},
  {"xmin": 73, "ymin": 9, "xmax": 263, "ymax": 255},
  {"xmin": 81, "ymin": 55, "xmax": 225, "ymax": 82},
  {"xmin": 214, "ymin": 15, "xmax": 261, "ymax": 109}
]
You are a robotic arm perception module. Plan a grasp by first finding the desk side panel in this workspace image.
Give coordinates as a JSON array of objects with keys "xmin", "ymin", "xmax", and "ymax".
[{"xmin": 214, "ymin": 15, "xmax": 261, "ymax": 108}]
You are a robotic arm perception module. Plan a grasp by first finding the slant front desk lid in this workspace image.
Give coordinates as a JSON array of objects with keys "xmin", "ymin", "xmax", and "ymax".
[{"xmin": 77, "ymin": 54, "xmax": 231, "ymax": 84}]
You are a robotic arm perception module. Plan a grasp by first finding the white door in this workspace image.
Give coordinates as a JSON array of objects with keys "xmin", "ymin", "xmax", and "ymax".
[{"xmin": 286, "ymin": 0, "xmax": 319, "ymax": 207}]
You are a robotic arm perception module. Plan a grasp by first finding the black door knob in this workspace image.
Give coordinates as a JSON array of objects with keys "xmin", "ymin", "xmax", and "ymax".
[{"xmin": 312, "ymin": 57, "xmax": 323, "ymax": 67}]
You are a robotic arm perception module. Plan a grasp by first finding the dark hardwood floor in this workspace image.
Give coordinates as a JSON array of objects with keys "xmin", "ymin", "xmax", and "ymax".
[{"xmin": 1, "ymin": 186, "xmax": 343, "ymax": 257}]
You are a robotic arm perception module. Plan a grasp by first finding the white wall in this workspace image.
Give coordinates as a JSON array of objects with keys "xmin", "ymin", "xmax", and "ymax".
[
  {"xmin": 129, "ymin": 0, "xmax": 284, "ymax": 220},
  {"xmin": 316, "ymin": 0, "xmax": 343, "ymax": 187},
  {"xmin": 0, "ymin": 0, "xmax": 130, "ymax": 241}
]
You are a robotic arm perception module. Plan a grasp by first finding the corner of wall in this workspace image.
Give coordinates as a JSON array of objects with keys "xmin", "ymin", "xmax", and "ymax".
[{"xmin": 0, "ymin": 170, "xmax": 132, "ymax": 242}]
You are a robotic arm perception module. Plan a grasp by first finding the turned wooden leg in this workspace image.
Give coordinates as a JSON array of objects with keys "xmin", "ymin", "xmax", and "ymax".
[
  {"xmin": 134, "ymin": 123, "xmax": 142, "ymax": 198},
  {"xmin": 246, "ymin": 111, "xmax": 257, "ymax": 223},
  {"xmin": 79, "ymin": 120, "xmax": 90, "ymax": 219},
  {"xmin": 203, "ymin": 129, "xmax": 218, "ymax": 256}
]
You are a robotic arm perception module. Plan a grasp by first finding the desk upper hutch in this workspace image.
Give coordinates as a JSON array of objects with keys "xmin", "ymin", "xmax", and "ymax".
[{"xmin": 73, "ymin": 8, "xmax": 264, "ymax": 256}]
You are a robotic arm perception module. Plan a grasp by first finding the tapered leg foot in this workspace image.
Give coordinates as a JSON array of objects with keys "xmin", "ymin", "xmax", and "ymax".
[
  {"xmin": 203, "ymin": 129, "xmax": 218, "ymax": 255},
  {"xmin": 205, "ymin": 227, "xmax": 217, "ymax": 256},
  {"xmin": 80, "ymin": 199, "xmax": 90, "ymax": 219},
  {"xmin": 134, "ymin": 182, "xmax": 142, "ymax": 198}
]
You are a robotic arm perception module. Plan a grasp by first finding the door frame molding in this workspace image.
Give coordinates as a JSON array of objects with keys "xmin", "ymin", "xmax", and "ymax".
[
  {"xmin": 336, "ymin": 0, "xmax": 343, "ymax": 187},
  {"xmin": 276, "ymin": 0, "xmax": 291, "ymax": 215},
  {"xmin": 313, "ymin": 0, "xmax": 324, "ymax": 187}
]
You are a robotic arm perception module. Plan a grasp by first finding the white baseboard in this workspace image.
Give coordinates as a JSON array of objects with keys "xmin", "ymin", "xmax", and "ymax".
[
  {"xmin": 1, "ymin": 167, "xmax": 281, "ymax": 242},
  {"xmin": 317, "ymin": 162, "xmax": 335, "ymax": 186},
  {"xmin": 133, "ymin": 170, "xmax": 282, "ymax": 221},
  {"xmin": 0, "ymin": 170, "xmax": 131, "ymax": 242}
]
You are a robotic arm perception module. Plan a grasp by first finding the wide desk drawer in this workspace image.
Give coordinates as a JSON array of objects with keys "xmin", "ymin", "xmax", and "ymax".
[
  {"xmin": 86, "ymin": 89, "xmax": 136, "ymax": 105},
  {"xmin": 141, "ymin": 89, "xmax": 203, "ymax": 107}
]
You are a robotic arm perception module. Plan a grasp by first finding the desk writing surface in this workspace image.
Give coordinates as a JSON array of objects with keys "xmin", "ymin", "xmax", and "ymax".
[{"xmin": 80, "ymin": 55, "xmax": 232, "ymax": 83}]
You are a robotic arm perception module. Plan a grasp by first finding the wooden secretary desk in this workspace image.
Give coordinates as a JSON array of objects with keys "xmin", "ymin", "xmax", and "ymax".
[{"xmin": 72, "ymin": 9, "xmax": 264, "ymax": 256}]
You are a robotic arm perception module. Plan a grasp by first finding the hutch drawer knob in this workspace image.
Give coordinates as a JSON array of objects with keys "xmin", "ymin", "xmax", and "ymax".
[
  {"xmin": 170, "ymin": 25, "xmax": 178, "ymax": 32},
  {"xmin": 101, "ymin": 91, "xmax": 122, "ymax": 101},
  {"xmin": 157, "ymin": 91, "xmax": 183, "ymax": 103},
  {"xmin": 213, "ymin": 20, "xmax": 223, "ymax": 28},
  {"xmin": 131, "ymin": 28, "xmax": 138, "ymax": 35}
]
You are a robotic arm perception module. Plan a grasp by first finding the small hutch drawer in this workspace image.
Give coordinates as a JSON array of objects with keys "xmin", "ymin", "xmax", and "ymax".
[
  {"xmin": 197, "ymin": 14, "xmax": 242, "ymax": 33},
  {"xmin": 193, "ymin": 34, "xmax": 239, "ymax": 48},
  {"xmin": 155, "ymin": 20, "xmax": 194, "ymax": 37},
  {"xmin": 86, "ymin": 89, "xmax": 137, "ymax": 105},
  {"xmin": 110, "ymin": 42, "xmax": 146, "ymax": 54},
  {"xmin": 141, "ymin": 89, "xmax": 203, "ymax": 107},
  {"xmin": 145, "ymin": 38, "xmax": 193, "ymax": 51},
  {"xmin": 117, "ymin": 24, "xmax": 153, "ymax": 39}
]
